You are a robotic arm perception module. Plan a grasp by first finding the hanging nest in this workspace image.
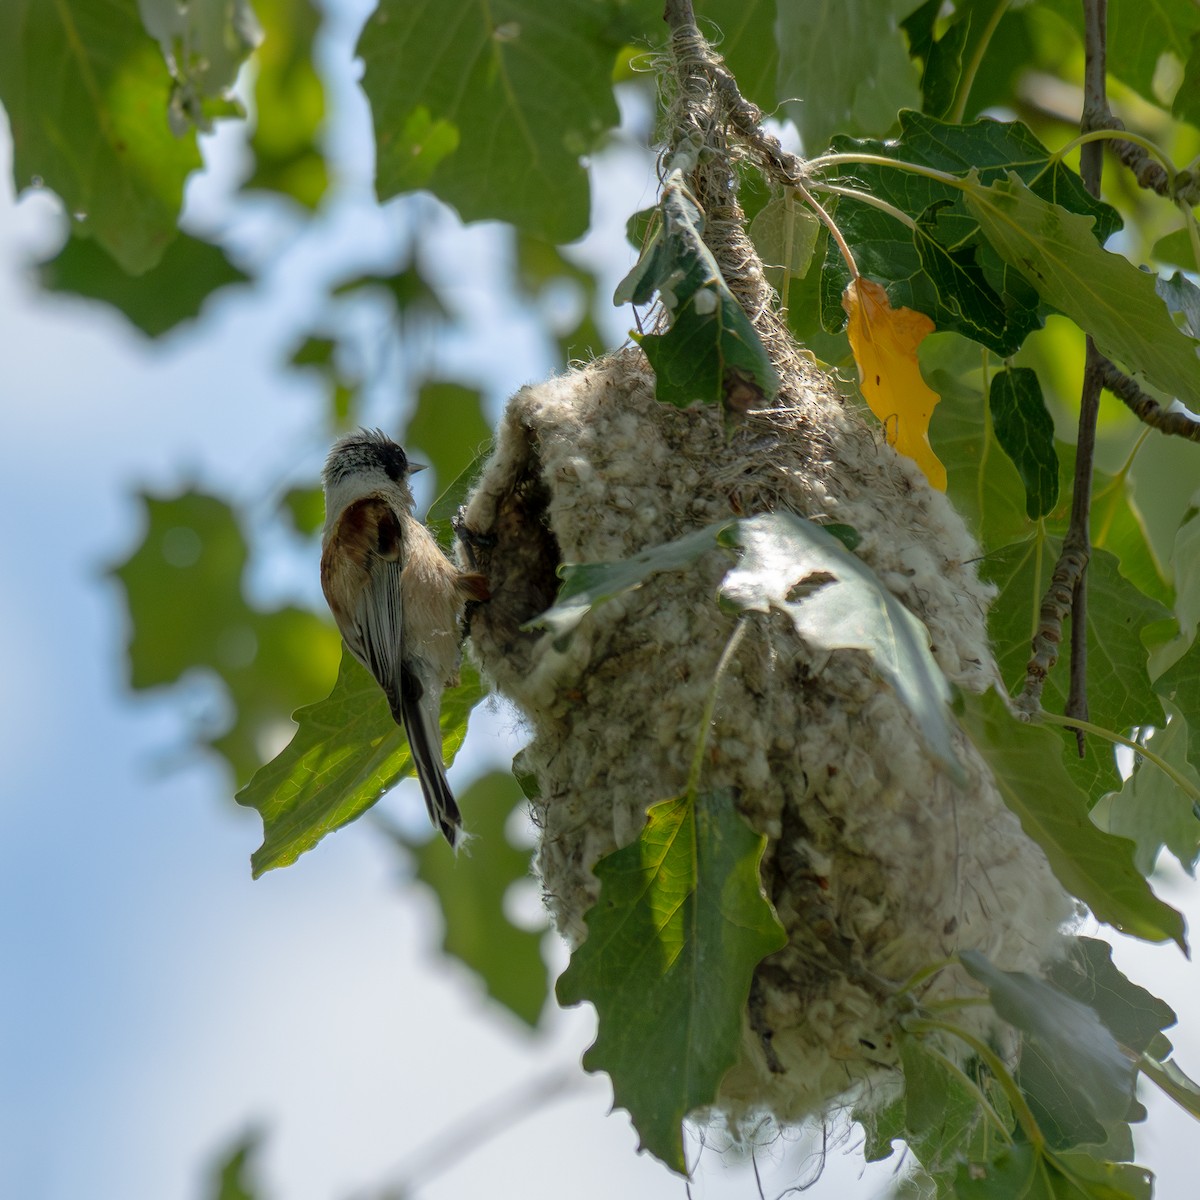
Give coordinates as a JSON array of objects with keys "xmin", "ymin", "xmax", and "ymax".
[{"xmin": 459, "ymin": 23, "xmax": 1075, "ymax": 1128}]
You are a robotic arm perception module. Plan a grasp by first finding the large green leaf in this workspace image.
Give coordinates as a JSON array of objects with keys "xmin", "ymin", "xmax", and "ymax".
[
  {"xmin": 109, "ymin": 490, "xmax": 341, "ymax": 783},
  {"xmin": 957, "ymin": 690, "xmax": 1186, "ymax": 950},
  {"xmin": 358, "ymin": 0, "xmax": 622, "ymax": 242},
  {"xmin": 556, "ymin": 787, "xmax": 786, "ymax": 1172},
  {"xmin": 960, "ymin": 951, "xmax": 1135, "ymax": 1130},
  {"xmin": 777, "ymin": 0, "xmax": 921, "ymax": 153},
  {"xmin": 0, "ymin": 0, "xmax": 206, "ymax": 271},
  {"xmin": 237, "ymin": 654, "xmax": 486, "ymax": 876},
  {"xmin": 982, "ymin": 538, "xmax": 1169, "ymax": 799},
  {"xmin": 386, "ymin": 771, "xmax": 549, "ymax": 1028},
  {"xmin": 818, "ymin": 113, "xmax": 1120, "ymax": 355},
  {"xmin": 1047, "ymin": 937, "xmax": 1176, "ymax": 1061},
  {"xmin": 720, "ymin": 512, "xmax": 965, "ymax": 783},
  {"xmin": 964, "ymin": 173, "xmax": 1200, "ymax": 409},
  {"xmin": 38, "ymin": 232, "xmax": 248, "ymax": 337}
]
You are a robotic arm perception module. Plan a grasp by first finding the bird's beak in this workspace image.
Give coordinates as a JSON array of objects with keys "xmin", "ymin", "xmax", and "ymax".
[{"xmin": 409, "ymin": 462, "xmax": 428, "ymax": 474}]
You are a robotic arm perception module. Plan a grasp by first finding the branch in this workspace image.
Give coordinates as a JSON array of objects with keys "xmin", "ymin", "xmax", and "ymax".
[
  {"xmin": 1097, "ymin": 359, "xmax": 1200, "ymax": 442},
  {"xmin": 1018, "ymin": 0, "xmax": 1109, "ymax": 737}
]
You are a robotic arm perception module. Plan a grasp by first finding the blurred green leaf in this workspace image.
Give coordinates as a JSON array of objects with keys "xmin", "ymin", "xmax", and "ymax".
[
  {"xmin": 406, "ymin": 381, "xmax": 490, "ymax": 493},
  {"xmin": 139, "ymin": 0, "xmax": 257, "ymax": 132},
  {"xmin": 989, "ymin": 367, "xmax": 1059, "ymax": 520},
  {"xmin": 965, "ymin": 174, "xmax": 1200, "ymax": 409},
  {"xmin": 957, "ymin": 690, "xmax": 1186, "ymax": 949},
  {"xmin": 359, "ymin": 0, "xmax": 622, "ymax": 241},
  {"xmin": 0, "ymin": 0, "xmax": 204, "ymax": 271},
  {"xmin": 721, "ymin": 512, "xmax": 965, "ymax": 783},
  {"xmin": 110, "ymin": 490, "xmax": 341, "ymax": 783},
  {"xmin": 778, "ymin": 0, "xmax": 921, "ymax": 153},
  {"xmin": 238, "ymin": 654, "xmax": 485, "ymax": 876},
  {"xmin": 333, "ymin": 262, "xmax": 450, "ymax": 324},
  {"xmin": 388, "ymin": 771, "xmax": 549, "ymax": 1027},
  {"xmin": 556, "ymin": 787, "xmax": 786, "ymax": 1173},
  {"xmin": 288, "ymin": 335, "xmax": 336, "ymax": 370},
  {"xmin": 954, "ymin": 1142, "xmax": 1151, "ymax": 1199},
  {"xmin": 38, "ymin": 232, "xmax": 248, "ymax": 337},
  {"xmin": 1177, "ymin": 32, "xmax": 1200, "ymax": 126},
  {"xmin": 425, "ymin": 440, "xmax": 494, "ymax": 549},
  {"xmin": 983, "ymin": 539, "xmax": 1169, "ymax": 798},
  {"xmin": 280, "ymin": 486, "xmax": 325, "ymax": 537},
  {"xmin": 205, "ymin": 1128, "xmax": 266, "ymax": 1200},
  {"xmin": 241, "ymin": 0, "xmax": 328, "ymax": 208},
  {"xmin": 1151, "ymin": 227, "xmax": 1200, "ymax": 272},
  {"xmin": 694, "ymin": 0, "xmax": 777, "ymax": 111}
]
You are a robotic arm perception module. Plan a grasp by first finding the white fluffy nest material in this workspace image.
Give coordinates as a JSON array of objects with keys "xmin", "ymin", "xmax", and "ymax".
[{"xmin": 461, "ymin": 344, "xmax": 1075, "ymax": 1123}]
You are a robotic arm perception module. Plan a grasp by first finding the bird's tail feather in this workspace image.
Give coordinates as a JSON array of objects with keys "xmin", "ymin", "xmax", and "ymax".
[{"xmin": 399, "ymin": 665, "xmax": 462, "ymax": 848}]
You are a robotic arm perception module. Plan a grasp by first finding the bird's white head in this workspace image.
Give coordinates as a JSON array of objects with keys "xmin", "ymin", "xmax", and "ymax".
[{"xmin": 321, "ymin": 428, "xmax": 424, "ymax": 538}]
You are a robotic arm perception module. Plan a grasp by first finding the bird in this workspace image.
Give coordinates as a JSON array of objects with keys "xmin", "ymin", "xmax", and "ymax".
[{"xmin": 320, "ymin": 429, "xmax": 488, "ymax": 848}]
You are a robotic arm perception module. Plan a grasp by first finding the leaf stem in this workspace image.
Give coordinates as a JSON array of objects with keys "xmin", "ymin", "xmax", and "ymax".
[
  {"xmin": 687, "ymin": 618, "xmax": 748, "ymax": 797},
  {"xmin": 1053, "ymin": 128, "xmax": 1179, "ymax": 180},
  {"xmin": 920, "ymin": 1042, "xmax": 1015, "ymax": 1142},
  {"xmin": 906, "ymin": 1016, "xmax": 1042, "ymax": 1148},
  {"xmin": 813, "ymin": 183, "xmax": 917, "ymax": 230},
  {"xmin": 806, "ymin": 152, "xmax": 963, "ymax": 189},
  {"xmin": 1038, "ymin": 711, "xmax": 1200, "ymax": 805},
  {"xmin": 950, "ymin": 0, "xmax": 1011, "ymax": 124}
]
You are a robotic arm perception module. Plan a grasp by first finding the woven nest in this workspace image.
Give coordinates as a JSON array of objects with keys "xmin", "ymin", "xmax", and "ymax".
[{"xmin": 459, "ymin": 53, "xmax": 1074, "ymax": 1123}]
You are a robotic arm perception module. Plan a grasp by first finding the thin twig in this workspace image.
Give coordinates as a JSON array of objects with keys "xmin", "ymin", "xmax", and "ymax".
[
  {"xmin": 1096, "ymin": 359, "xmax": 1200, "ymax": 442},
  {"xmin": 1018, "ymin": 0, "xmax": 1109, "ymax": 736}
]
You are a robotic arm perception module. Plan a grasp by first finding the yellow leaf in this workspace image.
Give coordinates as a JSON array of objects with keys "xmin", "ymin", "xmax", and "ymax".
[{"xmin": 842, "ymin": 277, "xmax": 947, "ymax": 491}]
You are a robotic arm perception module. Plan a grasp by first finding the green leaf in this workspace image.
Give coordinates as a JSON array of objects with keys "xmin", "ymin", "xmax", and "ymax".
[
  {"xmin": 280, "ymin": 486, "xmax": 324, "ymax": 538},
  {"xmin": 964, "ymin": 173, "xmax": 1200, "ymax": 409},
  {"xmin": 1141, "ymin": 1056, "xmax": 1200, "ymax": 1120},
  {"xmin": 720, "ymin": 512, "xmax": 965, "ymax": 783},
  {"xmin": 1151, "ymin": 227, "xmax": 1200, "ymax": 272},
  {"xmin": 1042, "ymin": 0, "xmax": 1200, "ymax": 116},
  {"xmin": 623, "ymin": 172, "xmax": 779, "ymax": 415},
  {"xmin": 109, "ymin": 490, "xmax": 341, "ymax": 783},
  {"xmin": 387, "ymin": 771, "xmax": 549, "ymax": 1028},
  {"xmin": 0, "ymin": 0, "xmax": 204, "ymax": 272},
  {"xmin": 425, "ymin": 440, "xmax": 495, "ymax": 550},
  {"xmin": 956, "ymin": 1143, "xmax": 1152, "ymax": 1200},
  {"xmin": 982, "ymin": 538, "xmax": 1169, "ymax": 799},
  {"xmin": 359, "ymin": 0, "xmax": 621, "ymax": 242},
  {"xmin": 237, "ymin": 654, "xmax": 486, "ymax": 876},
  {"xmin": 333, "ymin": 262, "xmax": 450, "ymax": 324},
  {"xmin": 748, "ymin": 195, "xmax": 820, "ymax": 293},
  {"xmin": 777, "ymin": 0, "xmax": 921, "ymax": 153},
  {"xmin": 989, "ymin": 367, "xmax": 1059, "ymax": 521},
  {"xmin": 38, "ymin": 233, "xmax": 248, "ymax": 337},
  {"xmin": 818, "ymin": 113, "xmax": 1120, "ymax": 356},
  {"xmin": 901, "ymin": 0, "xmax": 971, "ymax": 119},
  {"xmin": 901, "ymin": 1035, "xmax": 983, "ymax": 1172},
  {"xmin": 960, "ymin": 951, "xmax": 1135, "ymax": 1130},
  {"xmin": 556, "ymin": 787, "xmax": 786, "ymax": 1172},
  {"xmin": 240, "ymin": 0, "xmax": 328, "ymax": 208},
  {"xmin": 1046, "ymin": 937, "xmax": 1176, "ymax": 1060},
  {"xmin": 205, "ymin": 1128, "xmax": 266, "ymax": 1200},
  {"xmin": 957, "ymin": 690, "xmax": 1186, "ymax": 950},
  {"xmin": 1156, "ymin": 270, "xmax": 1200, "ymax": 340},
  {"xmin": 855, "ymin": 1093, "xmax": 906, "ymax": 1162},
  {"xmin": 406, "ymin": 381, "xmax": 491, "ymax": 494},
  {"xmin": 694, "ymin": 0, "xmax": 778, "ymax": 110},
  {"xmin": 1176, "ymin": 31, "xmax": 1200, "ymax": 126},
  {"xmin": 1091, "ymin": 702, "xmax": 1200, "ymax": 875},
  {"xmin": 529, "ymin": 521, "xmax": 731, "ymax": 648},
  {"xmin": 1155, "ymin": 638, "xmax": 1200, "ymax": 775},
  {"xmin": 138, "ymin": 0, "xmax": 257, "ymax": 132}
]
